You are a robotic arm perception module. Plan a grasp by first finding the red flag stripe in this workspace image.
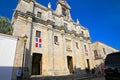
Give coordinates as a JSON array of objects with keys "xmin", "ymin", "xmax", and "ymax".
[
  {"xmin": 36, "ymin": 43, "xmax": 38, "ymax": 47},
  {"xmin": 39, "ymin": 38, "xmax": 42, "ymax": 43}
]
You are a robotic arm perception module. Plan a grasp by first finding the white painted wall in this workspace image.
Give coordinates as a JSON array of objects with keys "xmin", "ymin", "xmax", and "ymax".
[{"xmin": 0, "ymin": 34, "xmax": 17, "ymax": 80}]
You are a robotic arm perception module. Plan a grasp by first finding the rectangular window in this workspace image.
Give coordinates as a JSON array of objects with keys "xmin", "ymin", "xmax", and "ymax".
[
  {"xmin": 81, "ymin": 31, "xmax": 84, "ymax": 36},
  {"xmin": 84, "ymin": 45, "xmax": 87, "ymax": 50},
  {"xmin": 35, "ymin": 31, "xmax": 42, "ymax": 48},
  {"xmin": 54, "ymin": 36, "xmax": 59, "ymax": 45},
  {"xmin": 103, "ymin": 48, "xmax": 106, "ymax": 54},
  {"xmin": 36, "ymin": 31, "xmax": 41, "ymax": 37},
  {"xmin": 76, "ymin": 42, "xmax": 79, "ymax": 49},
  {"xmin": 84, "ymin": 45, "xmax": 88, "ymax": 55},
  {"xmin": 94, "ymin": 50, "xmax": 98, "ymax": 59},
  {"xmin": 62, "ymin": 8, "xmax": 66, "ymax": 16},
  {"xmin": 37, "ymin": 12, "xmax": 42, "ymax": 18},
  {"xmin": 81, "ymin": 31, "xmax": 84, "ymax": 35}
]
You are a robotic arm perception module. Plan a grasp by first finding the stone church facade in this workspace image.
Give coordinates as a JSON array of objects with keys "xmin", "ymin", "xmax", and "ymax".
[{"xmin": 11, "ymin": 0, "xmax": 118, "ymax": 79}]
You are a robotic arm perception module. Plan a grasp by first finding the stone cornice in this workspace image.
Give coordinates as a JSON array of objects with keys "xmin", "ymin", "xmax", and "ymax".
[
  {"xmin": 26, "ymin": 11, "xmax": 35, "ymax": 18},
  {"xmin": 53, "ymin": 25, "xmax": 62, "ymax": 30},
  {"xmin": 81, "ymin": 26, "xmax": 87, "ymax": 30},
  {"xmin": 33, "ymin": 17, "xmax": 46, "ymax": 25},
  {"xmin": 14, "ymin": 10, "xmax": 35, "ymax": 19},
  {"xmin": 73, "ymin": 22, "xmax": 79, "ymax": 26},
  {"xmin": 14, "ymin": 10, "xmax": 27, "ymax": 18},
  {"xmin": 75, "ymin": 33, "xmax": 82, "ymax": 37},
  {"xmin": 47, "ymin": 19, "xmax": 55, "ymax": 25}
]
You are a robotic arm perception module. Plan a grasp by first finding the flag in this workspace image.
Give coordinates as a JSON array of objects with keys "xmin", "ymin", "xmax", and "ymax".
[{"xmin": 35, "ymin": 37, "xmax": 42, "ymax": 48}]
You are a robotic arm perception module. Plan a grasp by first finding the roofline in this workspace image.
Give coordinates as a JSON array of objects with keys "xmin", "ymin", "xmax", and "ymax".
[{"xmin": 92, "ymin": 41, "xmax": 119, "ymax": 51}]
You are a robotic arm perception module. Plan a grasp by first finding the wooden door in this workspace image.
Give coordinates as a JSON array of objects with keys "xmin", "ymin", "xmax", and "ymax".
[
  {"xmin": 67, "ymin": 56, "xmax": 73, "ymax": 73},
  {"xmin": 32, "ymin": 53, "xmax": 42, "ymax": 75}
]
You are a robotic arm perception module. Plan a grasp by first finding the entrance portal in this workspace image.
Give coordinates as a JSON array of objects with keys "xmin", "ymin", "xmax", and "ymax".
[
  {"xmin": 86, "ymin": 59, "xmax": 90, "ymax": 70},
  {"xmin": 32, "ymin": 53, "xmax": 42, "ymax": 75},
  {"xmin": 67, "ymin": 56, "xmax": 73, "ymax": 73}
]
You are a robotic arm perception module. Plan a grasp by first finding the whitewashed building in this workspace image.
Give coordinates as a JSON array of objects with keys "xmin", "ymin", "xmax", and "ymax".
[{"xmin": 0, "ymin": 33, "xmax": 18, "ymax": 80}]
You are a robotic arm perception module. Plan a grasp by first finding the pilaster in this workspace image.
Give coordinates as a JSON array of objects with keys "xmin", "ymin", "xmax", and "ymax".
[
  {"xmin": 47, "ymin": 25, "xmax": 54, "ymax": 75},
  {"xmin": 61, "ymin": 30, "xmax": 70, "ymax": 75}
]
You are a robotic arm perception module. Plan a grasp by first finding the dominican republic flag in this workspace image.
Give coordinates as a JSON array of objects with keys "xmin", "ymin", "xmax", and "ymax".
[{"xmin": 35, "ymin": 37, "xmax": 42, "ymax": 48}]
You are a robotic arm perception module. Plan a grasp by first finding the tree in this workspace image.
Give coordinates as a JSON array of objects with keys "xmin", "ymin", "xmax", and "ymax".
[{"xmin": 0, "ymin": 16, "xmax": 13, "ymax": 35}]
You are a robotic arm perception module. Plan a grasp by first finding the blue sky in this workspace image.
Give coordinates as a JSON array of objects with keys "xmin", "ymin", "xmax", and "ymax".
[{"xmin": 0, "ymin": 0, "xmax": 120, "ymax": 50}]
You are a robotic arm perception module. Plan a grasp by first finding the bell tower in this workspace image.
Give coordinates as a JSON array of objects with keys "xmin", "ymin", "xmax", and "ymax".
[{"xmin": 56, "ymin": 0, "xmax": 72, "ymax": 20}]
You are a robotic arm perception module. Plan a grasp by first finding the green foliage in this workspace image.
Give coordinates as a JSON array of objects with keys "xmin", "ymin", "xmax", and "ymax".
[{"xmin": 0, "ymin": 16, "xmax": 13, "ymax": 35}]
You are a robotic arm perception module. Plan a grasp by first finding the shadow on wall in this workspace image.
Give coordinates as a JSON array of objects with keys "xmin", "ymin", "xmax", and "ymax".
[
  {"xmin": 0, "ymin": 66, "xmax": 13, "ymax": 80},
  {"xmin": 0, "ymin": 48, "xmax": 31, "ymax": 80},
  {"xmin": 0, "ymin": 66, "xmax": 30, "ymax": 80},
  {"xmin": 0, "ymin": 66, "xmax": 19, "ymax": 80}
]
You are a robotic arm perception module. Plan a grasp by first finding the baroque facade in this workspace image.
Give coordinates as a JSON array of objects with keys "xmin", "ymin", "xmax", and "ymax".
[{"xmin": 11, "ymin": 0, "xmax": 119, "ymax": 80}]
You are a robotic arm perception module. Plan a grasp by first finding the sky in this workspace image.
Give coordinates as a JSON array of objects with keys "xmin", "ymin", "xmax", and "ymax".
[{"xmin": 0, "ymin": 0, "xmax": 120, "ymax": 50}]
